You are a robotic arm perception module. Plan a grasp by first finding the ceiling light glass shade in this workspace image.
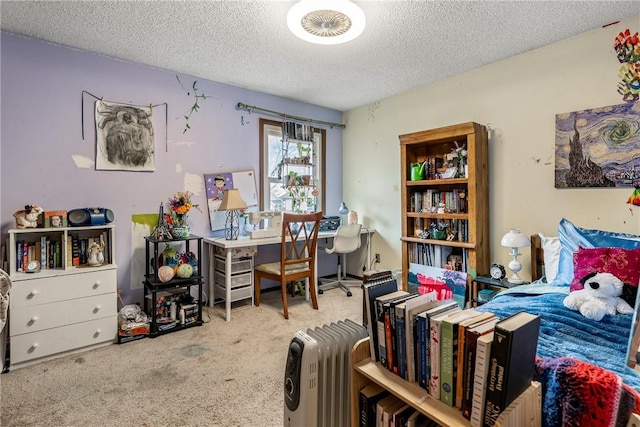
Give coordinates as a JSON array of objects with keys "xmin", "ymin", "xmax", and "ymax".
[{"xmin": 287, "ymin": 0, "xmax": 366, "ymax": 45}]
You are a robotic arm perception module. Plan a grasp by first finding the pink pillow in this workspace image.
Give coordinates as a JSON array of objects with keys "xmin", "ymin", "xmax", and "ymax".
[{"xmin": 570, "ymin": 247, "xmax": 640, "ymax": 293}]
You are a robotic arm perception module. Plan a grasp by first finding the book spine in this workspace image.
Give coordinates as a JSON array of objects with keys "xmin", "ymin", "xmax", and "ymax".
[
  {"xmin": 54, "ymin": 240, "xmax": 61, "ymax": 268},
  {"xmin": 40, "ymin": 236, "xmax": 47, "ymax": 269},
  {"xmin": 395, "ymin": 305, "xmax": 407, "ymax": 378},
  {"xmin": 470, "ymin": 334, "xmax": 493, "ymax": 427},
  {"xmin": 429, "ymin": 317, "xmax": 443, "ymax": 398},
  {"xmin": 66, "ymin": 236, "xmax": 73, "ymax": 267},
  {"xmin": 439, "ymin": 320, "xmax": 456, "ymax": 406},
  {"xmin": 455, "ymin": 322, "xmax": 468, "ymax": 408},
  {"xmin": 461, "ymin": 331, "xmax": 481, "ymax": 418},
  {"xmin": 385, "ymin": 307, "xmax": 394, "ymax": 372},
  {"xmin": 417, "ymin": 314, "xmax": 428, "ymax": 389},
  {"xmin": 375, "ymin": 299, "xmax": 388, "ymax": 367},
  {"xmin": 483, "ymin": 328, "xmax": 510, "ymax": 427},
  {"xmin": 22, "ymin": 241, "xmax": 28, "ymax": 272},
  {"xmin": 390, "ymin": 303, "xmax": 400, "ymax": 375}
]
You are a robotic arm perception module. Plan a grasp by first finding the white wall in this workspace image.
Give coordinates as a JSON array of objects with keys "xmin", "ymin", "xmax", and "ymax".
[{"xmin": 342, "ymin": 15, "xmax": 640, "ymax": 279}]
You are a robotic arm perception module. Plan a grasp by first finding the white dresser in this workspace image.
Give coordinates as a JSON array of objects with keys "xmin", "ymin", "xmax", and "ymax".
[{"xmin": 7, "ymin": 225, "xmax": 117, "ymax": 370}]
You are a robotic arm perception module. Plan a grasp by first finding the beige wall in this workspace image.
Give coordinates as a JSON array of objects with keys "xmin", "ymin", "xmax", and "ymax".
[{"xmin": 342, "ymin": 15, "xmax": 640, "ymax": 280}]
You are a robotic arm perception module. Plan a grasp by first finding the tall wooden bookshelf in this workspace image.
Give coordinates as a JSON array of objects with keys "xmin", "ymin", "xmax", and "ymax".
[{"xmin": 399, "ymin": 122, "xmax": 489, "ymax": 293}]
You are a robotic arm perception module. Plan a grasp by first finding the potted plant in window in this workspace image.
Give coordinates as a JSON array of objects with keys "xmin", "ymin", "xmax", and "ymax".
[{"xmin": 286, "ymin": 171, "xmax": 309, "ymax": 213}]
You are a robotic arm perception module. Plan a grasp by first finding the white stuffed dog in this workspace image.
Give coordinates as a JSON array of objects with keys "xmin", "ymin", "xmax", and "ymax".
[{"xmin": 563, "ymin": 272, "xmax": 634, "ymax": 321}]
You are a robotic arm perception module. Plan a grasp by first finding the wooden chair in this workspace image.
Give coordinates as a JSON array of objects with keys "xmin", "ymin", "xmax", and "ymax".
[{"xmin": 254, "ymin": 211, "xmax": 323, "ymax": 319}]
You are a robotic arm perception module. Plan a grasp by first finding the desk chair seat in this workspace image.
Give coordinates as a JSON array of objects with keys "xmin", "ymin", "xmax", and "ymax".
[
  {"xmin": 319, "ymin": 224, "xmax": 362, "ymax": 297},
  {"xmin": 254, "ymin": 211, "xmax": 322, "ymax": 319}
]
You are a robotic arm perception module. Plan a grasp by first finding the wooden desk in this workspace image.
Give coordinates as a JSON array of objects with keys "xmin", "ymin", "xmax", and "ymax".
[{"xmin": 204, "ymin": 228, "xmax": 375, "ymax": 321}]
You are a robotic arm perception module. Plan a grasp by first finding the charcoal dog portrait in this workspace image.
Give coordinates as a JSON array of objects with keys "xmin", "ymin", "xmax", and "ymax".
[{"xmin": 95, "ymin": 101, "xmax": 155, "ymax": 171}]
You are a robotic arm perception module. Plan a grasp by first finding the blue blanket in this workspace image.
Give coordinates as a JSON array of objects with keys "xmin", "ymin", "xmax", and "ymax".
[{"xmin": 476, "ymin": 289, "xmax": 640, "ymax": 391}]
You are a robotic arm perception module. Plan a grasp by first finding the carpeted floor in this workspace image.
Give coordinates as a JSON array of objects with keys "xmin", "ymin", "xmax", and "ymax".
[{"xmin": 0, "ymin": 286, "xmax": 364, "ymax": 427}]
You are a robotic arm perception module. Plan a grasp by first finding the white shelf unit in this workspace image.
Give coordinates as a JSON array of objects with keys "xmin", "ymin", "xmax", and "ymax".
[
  {"xmin": 213, "ymin": 254, "xmax": 253, "ymax": 307},
  {"xmin": 6, "ymin": 225, "xmax": 117, "ymax": 370}
]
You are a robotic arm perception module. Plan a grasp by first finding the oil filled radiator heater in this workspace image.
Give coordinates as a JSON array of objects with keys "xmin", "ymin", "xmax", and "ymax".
[{"xmin": 284, "ymin": 319, "xmax": 368, "ymax": 427}]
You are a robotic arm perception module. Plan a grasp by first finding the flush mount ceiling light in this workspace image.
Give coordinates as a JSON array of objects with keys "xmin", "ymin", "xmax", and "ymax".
[{"xmin": 287, "ymin": 0, "xmax": 365, "ymax": 45}]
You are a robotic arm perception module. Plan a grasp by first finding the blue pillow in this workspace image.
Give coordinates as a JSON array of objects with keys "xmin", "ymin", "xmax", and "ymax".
[{"xmin": 552, "ymin": 218, "xmax": 640, "ymax": 286}]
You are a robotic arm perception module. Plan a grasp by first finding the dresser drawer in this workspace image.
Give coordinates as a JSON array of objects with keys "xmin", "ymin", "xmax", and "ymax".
[
  {"xmin": 215, "ymin": 283, "xmax": 252, "ymax": 302},
  {"xmin": 10, "ymin": 268, "xmax": 116, "ymax": 308},
  {"xmin": 10, "ymin": 316, "xmax": 117, "ymax": 364},
  {"xmin": 214, "ymin": 271, "xmax": 252, "ymax": 289},
  {"xmin": 10, "ymin": 293, "xmax": 117, "ymax": 335},
  {"xmin": 214, "ymin": 255, "xmax": 252, "ymax": 274}
]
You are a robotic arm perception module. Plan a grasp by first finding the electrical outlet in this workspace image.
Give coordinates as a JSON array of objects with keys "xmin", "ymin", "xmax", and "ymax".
[{"xmin": 375, "ymin": 253, "xmax": 380, "ymax": 263}]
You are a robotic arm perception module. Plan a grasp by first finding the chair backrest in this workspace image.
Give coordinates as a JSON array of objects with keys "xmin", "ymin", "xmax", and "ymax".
[
  {"xmin": 331, "ymin": 223, "xmax": 362, "ymax": 254},
  {"xmin": 280, "ymin": 211, "xmax": 323, "ymax": 271}
]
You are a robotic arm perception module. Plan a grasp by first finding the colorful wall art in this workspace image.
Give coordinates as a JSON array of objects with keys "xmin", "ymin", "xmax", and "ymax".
[
  {"xmin": 555, "ymin": 102, "xmax": 640, "ymax": 188},
  {"xmin": 614, "ymin": 29, "xmax": 640, "ymax": 103}
]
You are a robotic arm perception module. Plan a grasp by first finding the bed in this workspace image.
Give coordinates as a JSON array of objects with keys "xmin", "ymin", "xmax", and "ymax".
[{"xmin": 475, "ymin": 219, "xmax": 640, "ymax": 426}]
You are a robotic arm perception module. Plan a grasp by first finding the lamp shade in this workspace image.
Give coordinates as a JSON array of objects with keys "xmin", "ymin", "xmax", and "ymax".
[
  {"xmin": 218, "ymin": 189, "xmax": 247, "ymax": 211},
  {"xmin": 287, "ymin": 0, "xmax": 366, "ymax": 45},
  {"xmin": 338, "ymin": 202, "xmax": 349, "ymax": 215},
  {"xmin": 501, "ymin": 228, "xmax": 530, "ymax": 248}
]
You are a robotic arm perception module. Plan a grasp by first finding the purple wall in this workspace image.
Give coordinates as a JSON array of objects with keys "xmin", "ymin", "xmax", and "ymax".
[{"xmin": 0, "ymin": 32, "xmax": 344, "ymax": 303}]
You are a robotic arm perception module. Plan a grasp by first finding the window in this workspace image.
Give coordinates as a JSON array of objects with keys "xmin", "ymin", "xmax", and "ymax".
[{"xmin": 259, "ymin": 118, "xmax": 325, "ymax": 213}]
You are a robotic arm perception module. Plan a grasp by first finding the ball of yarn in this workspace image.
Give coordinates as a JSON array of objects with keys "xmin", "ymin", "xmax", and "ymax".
[
  {"xmin": 176, "ymin": 263, "xmax": 193, "ymax": 279},
  {"xmin": 157, "ymin": 265, "xmax": 174, "ymax": 282}
]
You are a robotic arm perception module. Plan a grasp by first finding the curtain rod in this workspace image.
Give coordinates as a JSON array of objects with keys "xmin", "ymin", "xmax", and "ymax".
[{"xmin": 235, "ymin": 102, "xmax": 346, "ymax": 129}]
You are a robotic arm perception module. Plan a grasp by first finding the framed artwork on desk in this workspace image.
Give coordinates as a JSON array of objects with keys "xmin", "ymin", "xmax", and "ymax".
[{"xmin": 204, "ymin": 170, "xmax": 258, "ymax": 231}]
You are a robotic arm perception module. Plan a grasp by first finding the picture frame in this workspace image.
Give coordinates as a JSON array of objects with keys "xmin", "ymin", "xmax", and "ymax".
[
  {"xmin": 440, "ymin": 167, "xmax": 458, "ymax": 179},
  {"xmin": 44, "ymin": 210, "xmax": 67, "ymax": 228}
]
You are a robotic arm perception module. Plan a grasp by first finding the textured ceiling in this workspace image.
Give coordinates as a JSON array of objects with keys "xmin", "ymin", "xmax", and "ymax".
[{"xmin": 1, "ymin": 1, "xmax": 639, "ymax": 111}]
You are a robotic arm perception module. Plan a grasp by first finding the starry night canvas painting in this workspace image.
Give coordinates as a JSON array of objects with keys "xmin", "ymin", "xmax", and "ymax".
[{"xmin": 555, "ymin": 102, "xmax": 640, "ymax": 188}]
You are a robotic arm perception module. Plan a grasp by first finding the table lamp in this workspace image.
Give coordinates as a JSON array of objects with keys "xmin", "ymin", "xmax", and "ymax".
[
  {"xmin": 338, "ymin": 202, "xmax": 349, "ymax": 225},
  {"xmin": 500, "ymin": 228, "xmax": 531, "ymax": 284},
  {"xmin": 219, "ymin": 189, "xmax": 247, "ymax": 240}
]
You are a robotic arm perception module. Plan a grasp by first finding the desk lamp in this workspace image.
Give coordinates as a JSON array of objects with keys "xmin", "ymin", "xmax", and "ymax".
[
  {"xmin": 219, "ymin": 189, "xmax": 247, "ymax": 240},
  {"xmin": 501, "ymin": 228, "xmax": 531, "ymax": 284},
  {"xmin": 338, "ymin": 202, "xmax": 349, "ymax": 225}
]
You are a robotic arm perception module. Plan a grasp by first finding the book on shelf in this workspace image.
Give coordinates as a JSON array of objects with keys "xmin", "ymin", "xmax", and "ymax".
[
  {"xmin": 359, "ymin": 383, "xmax": 389, "ymax": 427},
  {"xmin": 403, "ymin": 294, "xmax": 440, "ymax": 383},
  {"xmin": 391, "ymin": 404, "xmax": 414, "ymax": 427},
  {"xmin": 382, "ymin": 398, "xmax": 407, "ymax": 427},
  {"xmin": 387, "ymin": 293, "xmax": 419, "ymax": 374},
  {"xmin": 66, "ymin": 236, "xmax": 73, "ymax": 267},
  {"xmin": 376, "ymin": 394, "xmax": 401, "ymax": 427},
  {"xmin": 493, "ymin": 381, "xmax": 541, "ymax": 427},
  {"xmin": 461, "ymin": 317, "xmax": 500, "ymax": 418},
  {"xmin": 40, "ymin": 236, "xmax": 47, "ymax": 270},
  {"xmin": 483, "ymin": 311, "xmax": 540, "ymax": 427},
  {"xmin": 406, "ymin": 410, "xmax": 427, "ymax": 427},
  {"xmin": 71, "ymin": 234, "xmax": 80, "ymax": 266},
  {"xmin": 374, "ymin": 290, "xmax": 409, "ymax": 368},
  {"xmin": 439, "ymin": 308, "xmax": 483, "ymax": 406},
  {"xmin": 395, "ymin": 291, "xmax": 437, "ymax": 380},
  {"xmin": 456, "ymin": 312, "xmax": 498, "ymax": 409},
  {"xmin": 469, "ymin": 331, "xmax": 494, "ymax": 427},
  {"xmin": 428, "ymin": 306, "xmax": 461, "ymax": 398},
  {"xmin": 416, "ymin": 299, "xmax": 459, "ymax": 390},
  {"xmin": 363, "ymin": 275, "xmax": 398, "ymax": 363}
]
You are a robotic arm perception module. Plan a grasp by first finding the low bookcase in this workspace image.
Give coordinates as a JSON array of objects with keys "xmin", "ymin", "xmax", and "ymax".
[
  {"xmin": 6, "ymin": 225, "xmax": 117, "ymax": 370},
  {"xmin": 349, "ymin": 337, "xmax": 541, "ymax": 427}
]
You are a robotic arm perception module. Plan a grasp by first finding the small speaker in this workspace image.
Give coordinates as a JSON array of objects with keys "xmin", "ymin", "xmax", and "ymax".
[{"xmin": 68, "ymin": 208, "xmax": 114, "ymax": 226}]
